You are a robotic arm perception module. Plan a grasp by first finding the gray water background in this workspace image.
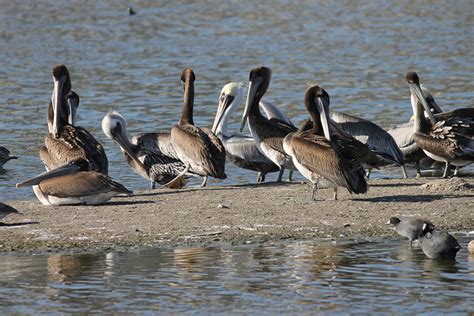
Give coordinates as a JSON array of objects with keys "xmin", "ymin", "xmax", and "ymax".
[
  {"xmin": 1, "ymin": 237, "xmax": 473, "ymax": 314},
  {"xmin": 0, "ymin": 0, "xmax": 473, "ymax": 200}
]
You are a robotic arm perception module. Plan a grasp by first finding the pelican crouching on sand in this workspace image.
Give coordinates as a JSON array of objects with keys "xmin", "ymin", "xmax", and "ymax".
[
  {"xmin": 169, "ymin": 68, "xmax": 226, "ymax": 187},
  {"xmin": 407, "ymin": 71, "xmax": 474, "ymax": 177},
  {"xmin": 0, "ymin": 146, "xmax": 17, "ymax": 167},
  {"xmin": 16, "ymin": 160, "xmax": 131, "ymax": 206},
  {"xmin": 240, "ymin": 66, "xmax": 297, "ymax": 182},
  {"xmin": 40, "ymin": 64, "xmax": 108, "ymax": 174},
  {"xmin": 102, "ymin": 111, "xmax": 188, "ymax": 189},
  {"xmin": 283, "ymin": 86, "xmax": 368, "ymax": 200}
]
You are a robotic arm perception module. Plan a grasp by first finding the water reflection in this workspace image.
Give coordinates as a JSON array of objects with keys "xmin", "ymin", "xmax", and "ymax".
[{"xmin": 0, "ymin": 237, "xmax": 473, "ymax": 313}]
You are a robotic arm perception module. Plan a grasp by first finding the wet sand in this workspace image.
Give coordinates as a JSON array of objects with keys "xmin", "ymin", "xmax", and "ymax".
[{"xmin": 1, "ymin": 177, "xmax": 473, "ymax": 253}]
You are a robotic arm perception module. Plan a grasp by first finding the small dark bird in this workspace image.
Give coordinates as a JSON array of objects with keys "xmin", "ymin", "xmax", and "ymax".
[
  {"xmin": 128, "ymin": 7, "xmax": 136, "ymax": 15},
  {"xmin": 419, "ymin": 223, "xmax": 461, "ymax": 259},
  {"xmin": 388, "ymin": 217, "xmax": 434, "ymax": 246},
  {"xmin": 0, "ymin": 203, "xmax": 21, "ymax": 222},
  {"xmin": 0, "ymin": 146, "xmax": 18, "ymax": 167}
]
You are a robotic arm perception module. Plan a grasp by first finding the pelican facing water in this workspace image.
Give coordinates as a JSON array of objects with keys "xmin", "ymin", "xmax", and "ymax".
[
  {"xmin": 169, "ymin": 68, "xmax": 226, "ymax": 187},
  {"xmin": 240, "ymin": 66, "xmax": 297, "ymax": 182},
  {"xmin": 102, "ymin": 111, "xmax": 188, "ymax": 189},
  {"xmin": 407, "ymin": 72, "xmax": 474, "ymax": 177},
  {"xmin": 39, "ymin": 65, "xmax": 108, "ymax": 174},
  {"xmin": 283, "ymin": 86, "xmax": 368, "ymax": 200}
]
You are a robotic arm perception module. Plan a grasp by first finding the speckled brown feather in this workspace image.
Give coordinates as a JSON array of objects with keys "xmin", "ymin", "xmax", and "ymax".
[
  {"xmin": 291, "ymin": 132, "xmax": 367, "ymax": 194},
  {"xmin": 41, "ymin": 125, "xmax": 108, "ymax": 174}
]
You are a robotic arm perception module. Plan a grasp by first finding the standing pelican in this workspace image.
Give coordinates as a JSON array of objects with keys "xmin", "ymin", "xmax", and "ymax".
[
  {"xmin": 240, "ymin": 66, "xmax": 297, "ymax": 182},
  {"xmin": 40, "ymin": 65, "xmax": 108, "ymax": 174},
  {"xmin": 169, "ymin": 68, "xmax": 226, "ymax": 187},
  {"xmin": 407, "ymin": 72, "xmax": 474, "ymax": 177},
  {"xmin": 0, "ymin": 146, "xmax": 17, "ymax": 167},
  {"xmin": 329, "ymin": 111, "xmax": 407, "ymax": 178},
  {"xmin": 387, "ymin": 85, "xmax": 443, "ymax": 177},
  {"xmin": 17, "ymin": 160, "xmax": 131, "ymax": 206},
  {"xmin": 283, "ymin": 86, "xmax": 367, "ymax": 200},
  {"xmin": 212, "ymin": 82, "xmax": 289, "ymax": 183},
  {"xmin": 102, "ymin": 111, "xmax": 187, "ymax": 189}
]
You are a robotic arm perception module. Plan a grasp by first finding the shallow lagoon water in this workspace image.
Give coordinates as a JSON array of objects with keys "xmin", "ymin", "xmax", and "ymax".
[
  {"xmin": 0, "ymin": 1, "xmax": 473, "ymax": 200},
  {"xmin": 0, "ymin": 237, "xmax": 473, "ymax": 314}
]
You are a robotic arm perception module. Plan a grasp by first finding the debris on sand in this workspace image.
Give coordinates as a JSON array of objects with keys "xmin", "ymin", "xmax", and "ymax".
[{"xmin": 421, "ymin": 177, "xmax": 472, "ymax": 192}]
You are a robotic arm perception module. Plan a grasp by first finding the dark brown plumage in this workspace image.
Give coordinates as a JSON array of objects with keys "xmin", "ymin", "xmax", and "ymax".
[
  {"xmin": 283, "ymin": 86, "xmax": 367, "ymax": 200},
  {"xmin": 170, "ymin": 68, "xmax": 226, "ymax": 186}
]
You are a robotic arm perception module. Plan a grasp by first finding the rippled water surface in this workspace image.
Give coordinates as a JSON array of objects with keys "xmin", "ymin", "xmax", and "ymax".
[
  {"xmin": 0, "ymin": 1, "xmax": 473, "ymax": 200},
  {"xmin": 0, "ymin": 237, "xmax": 473, "ymax": 314}
]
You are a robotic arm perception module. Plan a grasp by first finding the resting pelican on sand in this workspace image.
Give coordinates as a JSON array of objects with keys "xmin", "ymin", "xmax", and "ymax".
[
  {"xmin": 329, "ymin": 111, "xmax": 407, "ymax": 178},
  {"xmin": 387, "ymin": 85, "xmax": 443, "ymax": 177},
  {"xmin": 0, "ymin": 146, "xmax": 17, "ymax": 167},
  {"xmin": 240, "ymin": 66, "xmax": 297, "ymax": 182},
  {"xmin": 16, "ymin": 160, "xmax": 131, "ymax": 206},
  {"xmin": 102, "ymin": 111, "xmax": 187, "ymax": 189},
  {"xmin": 407, "ymin": 71, "xmax": 474, "ymax": 177},
  {"xmin": 16, "ymin": 65, "xmax": 129, "ymax": 206},
  {"xmin": 212, "ymin": 82, "xmax": 301, "ymax": 182},
  {"xmin": 40, "ymin": 65, "xmax": 108, "ymax": 174},
  {"xmin": 283, "ymin": 86, "xmax": 367, "ymax": 200},
  {"xmin": 168, "ymin": 67, "xmax": 226, "ymax": 187}
]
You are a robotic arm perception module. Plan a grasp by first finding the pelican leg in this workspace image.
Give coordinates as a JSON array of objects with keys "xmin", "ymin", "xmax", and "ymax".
[
  {"xmin": 366, "ymin": 168, "xmax": 372, "ymax": 179},
  {"xmin": 277, "ymin": 168, "xmax": 285, "ymax": 182},
  {"xmin": 311, "ymin": 181, "xmax": 318, "ymax": 201},
  {"xmin": 409, "ymin": 240, "xmax": 413, "ymax": 248},
  {"xmin": 287, "ymin": 170, "xmax": 293, "ymax": 182},
  {"xmin": 201, "ymin": 176, "xmax": 208, "ymax": 187},
  {"xmin": 150, "ymin": 181, "xmax": 156, "ymax": 189},
  {"xmin": 164, "ymin": 164, "xmax": 191, "ymax": 188},
  {"xmin": 442, "ymin": 162, "xmax": 451, "ymax": 178},
  {"xmin": 257, "ymin": 172, "xmax": 265, "ymax": 183},
  {"xmin": 333, "ymin": 187, "xmax": 338, "ymax": 201},
  {"xmin": 415, "ymin": 162, "xmax": 421, "ymax": 178},
  {"xmin": 454, "ymin": 166, "xmax": 459, "ymax": 177},
  {"xmin": 401, "ymin": 165, "xmax": 408, "ymax": 179}
]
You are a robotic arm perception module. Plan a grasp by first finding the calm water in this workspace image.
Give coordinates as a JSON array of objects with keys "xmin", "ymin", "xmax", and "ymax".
[
  {"xmin": 0, "ymin": 1, "xmax": 473, "ymax": 199},
  {"xmin": 0, "ymin": 237, "xmax": 473, "ymax": 314}
]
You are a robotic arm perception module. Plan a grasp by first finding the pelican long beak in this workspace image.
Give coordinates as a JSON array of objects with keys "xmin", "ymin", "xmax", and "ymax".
[
  {"xmin": 316, "ymin": 98, "xmax": 331, "ymax": 141},
  {"xmin": 113, "ymin": 131, "xmax": 149, "ymax": 178},
  {"xmin": 409, "ymin": 83, "xmax": 436, "ymax": 124},
  {"xmin": 212, "ymin": 94, "xmax": 234, "ymax": 134},
  {"xmin": 67, "ymin": 93, "xmax": 79, "ymax": 126},
  {"xmin": 16, "ymin": 163, "xmax": 81, "ymax": 188},
  {"xmin": 52, "ymin": 75, "xmax": 67, "ymax": 138},
  {"xmin": 240, "ymin": 77, "xmax": 262, "ymax": 132}
]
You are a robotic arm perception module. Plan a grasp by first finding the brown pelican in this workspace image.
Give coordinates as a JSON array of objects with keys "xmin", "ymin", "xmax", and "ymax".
[
  {"xmin": 0, "ymin": 146, "xmax": 17, "ymax": 167},
  {"xmin": 387, "ymin": 85, "xmax": 443, "ymax": 177},
  {"xmin": 240, "ymin": 66, "xmax": 297, "ymax": 182},
  {"xmin": 169, "ymin": 67, "xmax": 226, "ymax": 187},
  {"xmin": 329, "ymin": 111, "xmax": 407, "ymax": 178},
  {"xmin": 407, "ymin": 71, "xmax": 474, "ymax": 177},
  {"xmin": 283, "ymin": 86, "xmax": 367, "ymax": 200},
  {"xmin": 40, "ymin": 65, "xmax": 108, "ymax": 174},
  {"xmin": 212, "ymin": 82, "xmax": 296, "ymax": 182},
  {"xmin": 16, "ymin": 160, "xmax": 131, "ymax": 206},
  {"xmin": 102, "ymin": 111, "xmax": 188, "ymax": 189},
  {"xmin": 299, "ymin": 117, "xmax": 386, "ymax": 175}
]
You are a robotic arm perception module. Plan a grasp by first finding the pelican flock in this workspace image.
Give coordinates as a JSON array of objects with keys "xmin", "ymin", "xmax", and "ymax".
[{"xmin": 0, "ymin": 64, "xmax": 468, "ymax": 206}]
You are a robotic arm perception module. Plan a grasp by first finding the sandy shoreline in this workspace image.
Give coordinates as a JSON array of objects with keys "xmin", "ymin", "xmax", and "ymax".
[{"xmin": 0, "ymin": 177, "xmax": 473, "ymax": 253}]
